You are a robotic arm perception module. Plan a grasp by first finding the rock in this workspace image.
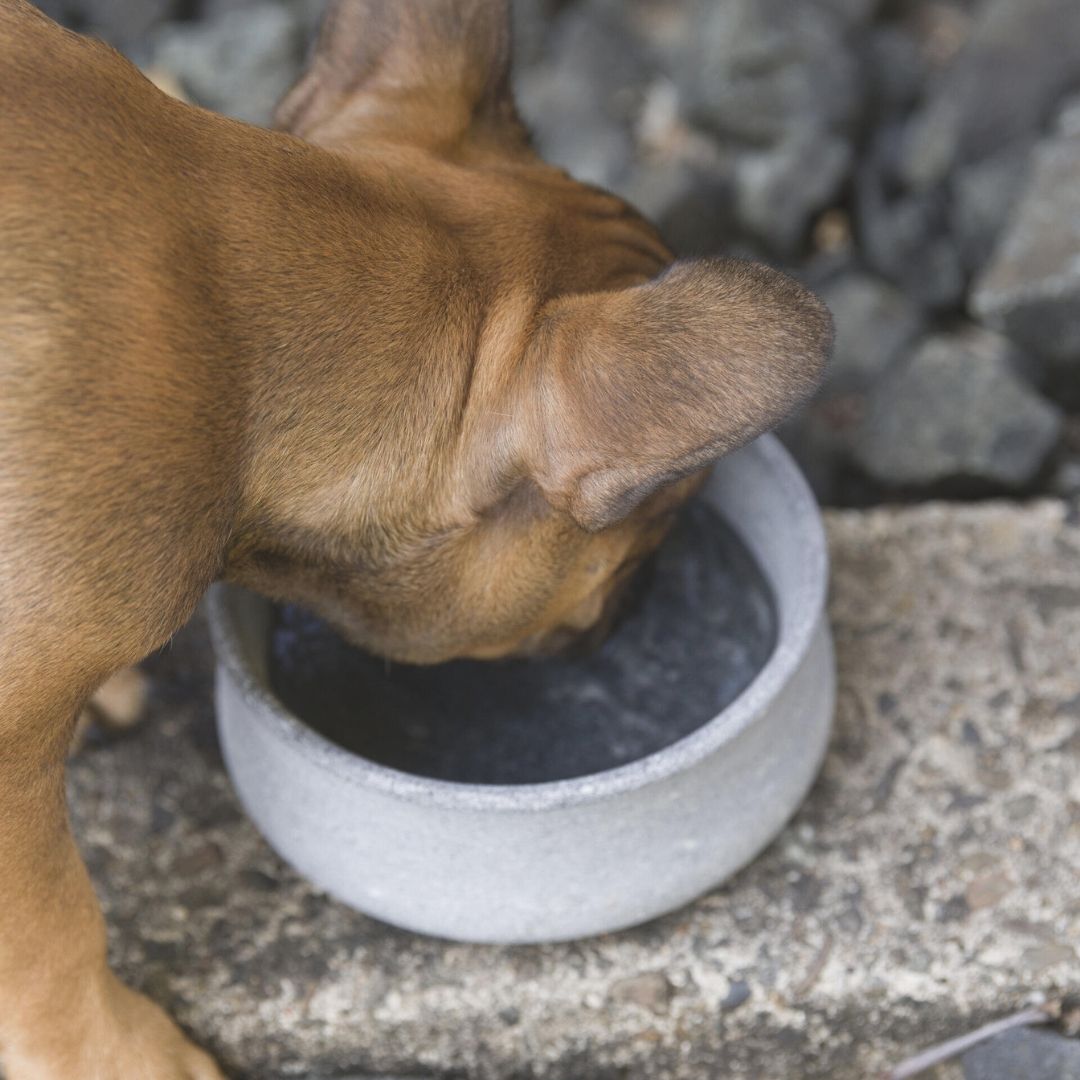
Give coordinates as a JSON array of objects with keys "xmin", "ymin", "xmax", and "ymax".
[
  {"xmin": 643, "ymin": 0, "xmax": 864, "ymax": 254},
  {"xmin": 963, "ymin": 871, "xmax": 1012, "ymax": 911},
  {"xmin": 305, "ymin": 1075, "xmax": 423, "ymax": 1080},
  {"xmin": 779, "ymin": 396, "xmax": 861, "ymax": 504},
  {"xmin": 615, "ymin": 144, "xmax": 732, "ymax": 250},
  {"xmin": 733, "ymin": 129, "xmax": 852, "ymax": 255},
  {"xmin": 779, "ymin": 270, "xmax": 924, "ymax": 500},
  {"xmin": 608, "ymin": 972, "xmax": 675, "ymax": 1014},
  {"xmin": 950, "ymin": 142, "xmax": 1033, "ymax": 275},
  {"xmin": 972, "ymin": 119, "xmax": 1080, "ymax": 382},
  {"xmin": 1052, "ymin": 459, "xmax": 1080, "ymax": 498},
  {"xmin": 853, "ymin": 329, "xmax": 1062, "ymax": 488},
  {"xmin": 814, "ymin": 0, "xmax": 883, "ymax": 25},
  {"xmin": 612, "ymin": 77, "xmax": 745, "ymax": 256},
  {"xmin": 510, "ymin": 0, "xmax": 559, "ymax": 70},
  {"xmin": 33, "ymin": 0, "xmax": 178, "ymax": 58},
  {"xmin": 150, "ymin": 4, "xmax": 307, "ymax": 126},
  {"xmin": 514, "ymin": 3, "xmax": 648, "ymax": 188},
  {"xmin": 69, "ymin": 500, "xmax": 1080, "ymax": 1078},
  {"xmin": 857, "ymin": 149, "xmax": 966, "ymax": 308},
  {"xmin": 720, "ymin": 980, "xmax": 752, "ymax": 1011},
  {"xmin": 817, "ymin": 271, "xmax": 924, "ymax": 390},
  {"xmin": 963, "ymin": 1028, "xmax": 1080, "ymax": 1080},
  {"xmin": 865, "ymin": 23, "xmax": 930, "ymax": 116},
  {"xmin": 900, "ymin": 0, "xmax": 1080, "ymax": 189},
  {"xmin": 644, "ymin": 157, "xmax": 743, "ymax": 258},
  {"xmin": 198, "ymin": 0, "xmax": 328, "ymax": 39},
  {"xmin": 675, "ymin": 0, "xmax": 862, "ymax": 146}
]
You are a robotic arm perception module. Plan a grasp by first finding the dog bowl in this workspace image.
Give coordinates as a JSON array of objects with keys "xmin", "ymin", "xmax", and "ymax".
[{"xmin": 207, "ymin": 434, "xmax": 834, "ymax": 944}]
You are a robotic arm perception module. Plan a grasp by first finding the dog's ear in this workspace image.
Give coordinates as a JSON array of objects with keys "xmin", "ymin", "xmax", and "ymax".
[
  {"xmin": 520, "ymin": 259, "xmax": 832, "ymax": 532},
  {"xmin": 276, "ymin": 0, "xmax": 520, "ymax": 148}
]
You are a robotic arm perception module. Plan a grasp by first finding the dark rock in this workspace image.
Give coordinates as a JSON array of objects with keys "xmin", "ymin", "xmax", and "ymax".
[
  {"xmin": 865, "ymin": 23, "xmax": 930, "ymax": 116},
  {"xmin": 510, "ymin": 0, "xmax": 561, "ymax": 70},
  {"xmin": 198, "ymin": 0, "xmax": 328, "ymax": 40},
  {"xmin": 780, "ymin": 268, "xmax": 914, "ymax": 501},
  {"xmin": 675, "ymin": 0, "xmax": 862, "ymax": 146},
  {"xmin": 608, "ymin": 971, "xmax": 675, "ymax": 1014},
  {"xmin": 632, "ymin": 0, "xmax": 865, "ymax": 254},
  {"xmin": 34, "ymin": 0, "xmax": 178, "ymax": 58},
  {"xmin": 733, "ymin": 130, "xmax": 852, "ymax": 254},
  {"xmin": 619, "ymin": 150, "xmax": 736, "ymax": 256},
  {"xmin": 721, "ymin": 980, "xmax": 752, "ymax": 1011},
  {"xmin": 963, "ymin": 1027, "xmax": 1080, "ymax": 1080},
  {"xmin": 857, "ymin": 151, "xmax": 966, "ymax": 308},
  {"xmin": 150, "ymin": 3, "xmax": 308, "ymax": 126},
  {"xmin": 950, "ymin": 142, "xmax": 1033, "ymax": 275},
  {"xmin": 853, "ymin": 329, "xmax": 1062, "ymax": 488},
  {"xmin": 303, "ymin": 1076, "xmax": 426, "ymax": 1080},
  {"xmin": 779, "ymin": 395, "xmax": 863, "ymax": 504},
  {"xmin": 817, "ymin": 271, "xmax": 924, "ymax": 390},
  {"xmin": 514, "ymin": 3, "xmax": 649, "ymax": 188},
  {"xmin": 1052, "ymin": 459, "xmax": 1080, "ymax": 498},
  {"xmin": 815, "ymin": 0, "xmax": 883, "ymax": 25},
  {"xmin": 900, "ymin": 0, "xmax": 1080, "ymax": 189},
  {"xmin": 972, "ymin": 114, "xmax": 1080, "ymax": 385}
]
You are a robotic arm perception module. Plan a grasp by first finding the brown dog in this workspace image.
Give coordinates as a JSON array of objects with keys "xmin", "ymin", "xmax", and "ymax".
[{"xmin": 0, "ymin": 0, "xmax": 831, "ymax": 1075}]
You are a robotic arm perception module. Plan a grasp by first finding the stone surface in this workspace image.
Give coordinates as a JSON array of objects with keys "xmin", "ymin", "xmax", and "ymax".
[
  {"xmin": 150, "ymin": 3, "xmax": 307, "ymax": 126},
  {"xmin": 33, "ymin": 0, "xmax": 177, "ymax": 58},
  {"xmin": 950, "ymin": 142, "xmax": 1032, "ymax": 276},
  {"xmin": 972, "ymin": 120, "xmax": 1080, "ymax": 374},
  {"xmin": 514, "ymin": 2, "xmax": 648, "ymax": 189},
  {"xmin": 733, "ymin": 129, "xmax": 852, "ymax": 255},
  {"xmin": 853, "ymin": 329, "xmax": 1062, "ymax": 488},
  {"xmin": 857, "ymin": 153, "xmax": 967, "ymax": 308},
  {"xmin": 865, "ymin": 23, "xmax": 928, "ymax": 115},
  {"xmin": 675, "ymin": 0, "xmax": 861, "ymax": 146},
  {"xmin": 899, "ymin": 0, "xmax": 1080, "ymax": 188},
  {"xmin": 817, "ymin": 270, "xmax": 925, "ymax": 390},
  {"xmin": 778, "ymin": 270, "xmax": 925, "ymax": 501},
  {"xmin": 963, "ymin": 1027, "xmax": 1080, "ymax": 1080},
  {"xmin": 69, "ymin": 500, "xmax": 1080, "ymax": 1079}
]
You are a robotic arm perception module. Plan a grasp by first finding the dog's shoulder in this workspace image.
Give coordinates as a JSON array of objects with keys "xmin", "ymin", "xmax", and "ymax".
[{"xmin": 1, "ymin": 1, "xmax": 166, "ymax": 156}]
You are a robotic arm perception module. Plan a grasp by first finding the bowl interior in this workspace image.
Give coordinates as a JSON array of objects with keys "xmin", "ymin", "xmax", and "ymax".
[
  {"xmin": 211, "ymin": 436, "xmax": 829, "ymax": 806},
  {"xmin": 267, "ymin": 498, "xmax": 777, "ymax": 785}
]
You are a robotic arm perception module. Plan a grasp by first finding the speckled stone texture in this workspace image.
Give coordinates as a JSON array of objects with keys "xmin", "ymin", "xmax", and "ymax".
[{"xmin": 68, "ymin": 501, "xmax": 1080, "ymax": 1080}]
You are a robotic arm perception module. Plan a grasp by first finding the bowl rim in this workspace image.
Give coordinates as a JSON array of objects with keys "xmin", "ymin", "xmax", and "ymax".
[{"xmin": 208, "ymin": 434, "xmax": 828, "ymax": 813}]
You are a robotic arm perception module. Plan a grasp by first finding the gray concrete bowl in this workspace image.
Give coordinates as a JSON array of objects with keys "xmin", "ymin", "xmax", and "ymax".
[{"xmin": 207, "ymin": 434, "xmax": 835, "ymax": 944}]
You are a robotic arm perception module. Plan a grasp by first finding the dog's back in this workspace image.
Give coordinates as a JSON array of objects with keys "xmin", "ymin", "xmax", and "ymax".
[{"xmin": 0, "ymin": 0, "xmax": 242, "ymax": 664}]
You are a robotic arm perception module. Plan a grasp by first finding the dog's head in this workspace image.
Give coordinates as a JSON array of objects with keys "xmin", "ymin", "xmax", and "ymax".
[{"xmin": 228, "ymin": 0, "xmax": 831, "ymax": 664}]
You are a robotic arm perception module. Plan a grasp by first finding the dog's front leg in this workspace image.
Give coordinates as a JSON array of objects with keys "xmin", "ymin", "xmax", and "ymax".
[{"xmin": 0, "ymin": 644, "xmax": 223, "ymax": 1079}]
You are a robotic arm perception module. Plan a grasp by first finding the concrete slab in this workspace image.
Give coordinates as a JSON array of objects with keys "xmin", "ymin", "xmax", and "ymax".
[{"xmin": 68, "ymin": 500, "xmax": 1080, "ymax": 1079}]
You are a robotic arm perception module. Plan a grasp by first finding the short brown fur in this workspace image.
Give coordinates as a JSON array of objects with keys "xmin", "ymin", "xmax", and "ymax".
[{"xmin": 0, "ymin": 1, "xmax": 831, "ymax": 1073}]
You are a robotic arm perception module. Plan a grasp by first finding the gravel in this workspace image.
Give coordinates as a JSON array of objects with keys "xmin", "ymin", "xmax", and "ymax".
[
  {"xmin": 38, "ymin": 0, "xmax": 1080, "ymax": 500},
  {"xmin": 972, "ymin": 113, "xmax": 1080, "ymax": 391},
  {"xmin": 853, "ymin": 329, "xmax": 1062, "ymax": 488}
]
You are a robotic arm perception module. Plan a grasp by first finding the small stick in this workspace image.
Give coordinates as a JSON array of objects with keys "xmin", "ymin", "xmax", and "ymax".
[{"xmin": 884, "ymin": 1005, "xmax": 1054, "ymax": 1080}]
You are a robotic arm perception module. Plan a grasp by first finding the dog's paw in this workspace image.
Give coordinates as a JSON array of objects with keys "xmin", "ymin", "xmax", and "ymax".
[
  {"xmin": 3, "ymin": 980, "xmax": 223, "ymax": 1080},
  {"xmin": 6, "ymin": 978, "xmax": 225, "ymax": 1080},
  {"xmin": 71, "ymin": 667, "xmax": 149, "ymax": 754}
]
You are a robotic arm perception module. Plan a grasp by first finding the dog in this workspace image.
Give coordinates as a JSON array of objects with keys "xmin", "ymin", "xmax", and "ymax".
[{"xmin": 0, "ymin": 0, "xmax": 832, "ymax": 1074}]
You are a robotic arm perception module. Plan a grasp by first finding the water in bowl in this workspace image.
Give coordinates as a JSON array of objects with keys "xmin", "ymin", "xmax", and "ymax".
[{"xmin": 269, "ymin": 499, "xmax": 777, "ymax": 785}]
